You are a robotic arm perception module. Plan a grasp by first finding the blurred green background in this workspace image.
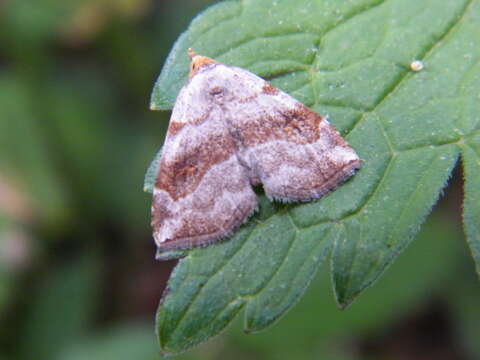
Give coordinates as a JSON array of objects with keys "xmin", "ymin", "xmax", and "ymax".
[{"xmin": 1, "ymin": 1, "xmax": 480, "ymax": 359}]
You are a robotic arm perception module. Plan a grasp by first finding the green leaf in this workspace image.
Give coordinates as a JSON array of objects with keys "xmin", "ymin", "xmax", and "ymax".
[
  {"xmin": 148, "ymin": 0, "xmax": 480, "ymax": 354},
  {"xmin": 229, "ymin": 212, "xmax": 463, "ymax": 360},
  {"xmin": 144, "ymin": 147, "xmax": 162, "ymax": 193},
  {"xmin": 463, "ymin": 139, "xmax": 480, "ymax": 275}
]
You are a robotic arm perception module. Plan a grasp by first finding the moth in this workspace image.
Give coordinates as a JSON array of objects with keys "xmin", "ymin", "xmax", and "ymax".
[{"xmin": 151, "ymin": 49, "xmax": 360, "ymax": 252}]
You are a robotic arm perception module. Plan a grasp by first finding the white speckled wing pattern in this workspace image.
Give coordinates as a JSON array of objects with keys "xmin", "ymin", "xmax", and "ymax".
[{"xmin": 151, "ymin": 54, "xmax": 360, "ymax": 252}]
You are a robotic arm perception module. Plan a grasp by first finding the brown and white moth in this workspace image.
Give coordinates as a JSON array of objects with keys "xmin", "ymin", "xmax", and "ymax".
[{"xmin": 151, "ymin": 49, "xmax": 360, "ymax": 252}]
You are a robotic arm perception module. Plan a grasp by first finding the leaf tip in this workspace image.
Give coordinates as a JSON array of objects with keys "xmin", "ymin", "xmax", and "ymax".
[
  {"xmin": 149, "ymin": 93, "xmax": 172, "ymax": 111},
  {"xmin": 333, "ymin": 284, "xmax": 360, "ymax": 310},
  {"xmin": 243, "ymin": 316, "xmax": 266, "ymax": 334},
  {"xmin": 150, "ymin": 79, "xmax": 176, "ymax": 111},
  {"xmin": 155, "ymin": 248, "xmax": 188, "ymax": 260},
  {"xmin": 158, "ymin": 347, "xmax": 179, "ymax": 358},
  {"xmin": 336, "ymin": 300, "xmax": 352, "ymax": 311},
  {"xmin": 149, "ymin": 103, "xmax": 161, "ymax": 111},
  {"xmin": 243, "ymin": 327, "xmax": 255, "ymax": 334}
]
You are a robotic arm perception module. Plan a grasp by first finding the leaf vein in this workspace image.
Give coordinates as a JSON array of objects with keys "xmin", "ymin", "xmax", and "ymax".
[
  {"xmin": 386, "ymin": 148, "xmax": 458, "ymax": 246},
  {"xmin": 165, "ymin": 226, "xmax": 256, "ymax": 339},
  {"xmin": 344, "ymin": 0, "xmax": 473, "ymax": 138},
  {"xmin": 246, "ymin": 214, "xmax": 298, "ymax": 299},
  {"xmin": 194, "ymin": 0, "xmax": 245, "ymax": 39}
]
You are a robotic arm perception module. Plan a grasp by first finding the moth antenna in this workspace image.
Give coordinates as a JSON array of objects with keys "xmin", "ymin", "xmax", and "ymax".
[
  {"xmin": 188, "ymin": 48, "xmax": 197, "ymax": 59},
  {"xmin": 188, "ymin": 50, "xmax": 218, "ymax": 77}
]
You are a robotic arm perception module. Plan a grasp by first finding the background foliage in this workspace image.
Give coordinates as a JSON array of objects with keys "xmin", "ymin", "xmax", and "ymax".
[{"xmin": 1, "ymin": 0, "xmax": 480, "ymax": 359}]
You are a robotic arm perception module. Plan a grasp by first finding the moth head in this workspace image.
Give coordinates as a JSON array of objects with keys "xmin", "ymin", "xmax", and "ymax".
[{"xmin": 188, "ymin": 48, "xmax": 217, "ymax": 77}]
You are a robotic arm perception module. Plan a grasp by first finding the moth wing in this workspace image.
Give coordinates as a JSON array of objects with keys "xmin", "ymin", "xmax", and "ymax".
[
  {"xmin": 223, "ymin": 68, "xmax": 361, "ymax": 202},
  {"xmin": 151, "ymin": 85, "xmax": 257, "ymax": 252}
]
